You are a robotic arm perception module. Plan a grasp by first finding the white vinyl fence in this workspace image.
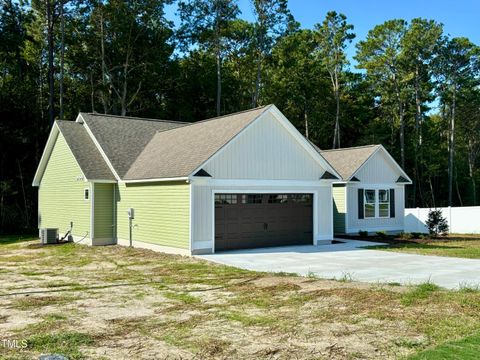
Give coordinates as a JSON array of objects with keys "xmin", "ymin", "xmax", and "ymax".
[{"xmin": 405, "ymin": 206, "xmax": 480, "ymax": 234}]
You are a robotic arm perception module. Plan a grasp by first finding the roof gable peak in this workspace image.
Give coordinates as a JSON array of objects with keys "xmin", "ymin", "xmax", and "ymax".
[
  {"xmin": 79, "ymin": 112, "xmax": 188, "ymax": 125},
  {"xmin": 123, "ymin": 106, "xmax": 271, "ymax": 181},
  {"xmin": 321, "ymin": 144, "xmax": 380, "ymax": 153}
]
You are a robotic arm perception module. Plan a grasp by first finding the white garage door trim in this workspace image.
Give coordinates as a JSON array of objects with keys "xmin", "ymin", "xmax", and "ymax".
[{"xmin": 211, "ymin": 189, "xmax": 318, "ymax": 253}]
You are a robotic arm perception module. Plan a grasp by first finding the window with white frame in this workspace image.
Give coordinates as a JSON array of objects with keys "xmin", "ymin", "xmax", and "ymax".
[
  {"xmin": 84, "ymin": 188, "xmax": 89, "ymax": 200},
  {"xmin": 364, "ymin": 189, "xmax": 376, "ymax": 218},
  {"xmin": 363, "ymin": 189, "xmax": 391, "ymax": 218},
  {"xmin": 378, "ymin": 189, "xmax": 390, "ymax": 218}
]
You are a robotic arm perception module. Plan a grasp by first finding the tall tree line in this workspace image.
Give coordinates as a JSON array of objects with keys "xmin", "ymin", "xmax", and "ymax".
[{"xmin": 0, "ymin": 0, "xmax": 479, "ymax": 232}]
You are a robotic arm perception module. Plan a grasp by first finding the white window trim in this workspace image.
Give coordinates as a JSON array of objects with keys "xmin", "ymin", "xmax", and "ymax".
[
  {"xmin": 84, "ymin": 188, "xmax": 90, "ymax": 201},
  {"xmin": 378, "ymin": 189, "xmax": 390, "ymax": 218},
  {"xmin": 364, "ymin": 188, "xmax": 391, "ymax": 219},
  {"xmin": 364, "ymin": 189, "xmax": 376, "ymax": 218}
]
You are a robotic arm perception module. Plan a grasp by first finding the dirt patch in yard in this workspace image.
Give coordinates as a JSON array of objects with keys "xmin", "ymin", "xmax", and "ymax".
[{"xmin": 1, "ymin": 239, "xmax": 480, "ymax": 359}]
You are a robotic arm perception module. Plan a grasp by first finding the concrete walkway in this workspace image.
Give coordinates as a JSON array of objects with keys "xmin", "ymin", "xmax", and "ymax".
[{"xmin": 198, "ymin": 239, "xmax": 480, "ymax": 289}]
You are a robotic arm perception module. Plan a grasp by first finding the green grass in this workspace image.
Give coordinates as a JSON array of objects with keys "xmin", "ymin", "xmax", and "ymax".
[
  {"xmin": 43, "ymin": 313, "xmax": 69, "ymax": 321},
  {"xmin": 26, "ymin": 332, "xmax": 93, "ymax": 360},
  {"xmin": 220, "ymin": 311, "xmax": 278, "ymax": 327},
  {"xmin": 408, "ymin": 332, "xmax": 480, "ymax": 359},
  {"xmin": 156, "ymin": 315, "xmax": 213, "ymax": 352},
  {"xmin": 18, "ymin": 270, "xmax": 48, "ymax": 276},
  {"xmin": 163, "ymin": 291, "xmax": 201, "ymax": 304},
  {"xmin": 401, "ymin": 282, "xmax": 442, "ymax": 306},
  {"xmin": 337, "ymin": 271, "xmax": 355, "ymax": 282},
  {"xmin": 366, "ymin": 239, "xmax": 480, "ymax": 259},
  {"xmin": 11, "ymin": 294, "xmax": 78, "ymax": 310},
  {"xmin": 21, "ymin": 312, "xmax": 72, "ymax": 336},
  {"xmin": 0, "ymin": 234, "xmax": 38, "ymax": 245}
]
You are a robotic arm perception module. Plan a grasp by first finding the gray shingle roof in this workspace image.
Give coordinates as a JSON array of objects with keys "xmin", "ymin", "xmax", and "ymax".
[
  {"xmin": 56, "ymin": 120, "xmax": 116, "ymax": 181},
  {"xmin": 79, "ymin": 113, "xmax": 188, "ymax": 178},
  {"xmin": 318, "ymin": 145, "xmax": 380, "ymax": 181},
  {"xmin": 124, "ymin": 106, "xmax": 271, "ymax": 180}
]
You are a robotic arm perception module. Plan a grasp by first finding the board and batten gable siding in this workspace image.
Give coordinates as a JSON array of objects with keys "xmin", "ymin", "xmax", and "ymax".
[
  {"xmin": 345, "ymin": 148, "xmax": 406, "ymax": 233},
  {"xmin": 115, "ymin": 182, "xmax": 190, "ymax": 249},
  {"xmin": 332, "ymin": 185, "xmax": 346, "ymax": 234},
  {"xmin": 203, "ymin": 112, "xmax": 324, "ymax": 180},
  {"xmin": 355, "ymin": 150, "xmax": 399, "ymax": 184},
  {"xmin": 38, "ymin": 132, "xmax": 91, "ymax": 238},
  {"xmin": 191, "ymin": 112, "xmax": 334, "ymax": 252},
  {"xmin": 346, "ymin": 185, "xmax": 405, "ymax": 232},
  {"xmin": 93, "ymin": 183, "xmax": 114, "ymax": 244}
]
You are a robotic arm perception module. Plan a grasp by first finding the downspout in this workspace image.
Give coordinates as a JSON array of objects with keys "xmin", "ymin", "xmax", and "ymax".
[
  {"xmin": 188, "ymin": 179, "xmax": 193, "ymax": 255},
  {"xmin": 113, "ymin": 184, "xmax": 117, "ymax": 244},
  {"xmin": 90, "ymin": 182, "xmax": 94, "ymax": 244},
  {"xmin": 344, "ymin": 184, "xmax": 348, "ymax": 234}
]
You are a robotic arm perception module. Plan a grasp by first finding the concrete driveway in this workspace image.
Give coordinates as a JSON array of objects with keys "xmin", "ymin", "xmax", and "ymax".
[{"xmin": 198, "ymin": 239, "xmax": 480, "ymax": 289}]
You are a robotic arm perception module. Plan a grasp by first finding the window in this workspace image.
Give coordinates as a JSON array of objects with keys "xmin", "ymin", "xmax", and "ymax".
[
  {"xmin": 379, "ymin": 189, "xmax": 390, "ymax": 218},
  {"xmin": 364, "ymin": 190, "xmax": 375, "ymax": 218},
  {"xmin": 267, "ymin": 194, "xmax": 288, "ymax": 204},
  {"xmin": 362, "ymin": 189, "xmax": 391, "ymax": 218},
  {"xmin": 84, "ymin": 188, "xmax": 89, "ymax": 200},
  {"xmin": 291, "ymin": 194, "xmax": 313, "ymax": 205},
  {"xmin": 242, "ymin": 194, "xmax": 263, "ymax": 204},
  {"xmin": 215, "ymin": 194, "xmax": 237, "ymax": 204}
]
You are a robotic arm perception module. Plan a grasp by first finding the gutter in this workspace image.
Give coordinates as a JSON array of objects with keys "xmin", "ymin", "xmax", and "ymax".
[{"xmin": 120, "ymin": 177, "xmax": 189, "ymax": 184}]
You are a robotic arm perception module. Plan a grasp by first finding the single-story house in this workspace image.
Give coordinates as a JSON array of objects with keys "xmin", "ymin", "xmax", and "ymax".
[
  {"xmin": 33, "ymin": 105, "xmax": 346, "ymax": 255},
  {"xmin": 319, "ymin": 145, "xmax": 412, "ymax": 235}
]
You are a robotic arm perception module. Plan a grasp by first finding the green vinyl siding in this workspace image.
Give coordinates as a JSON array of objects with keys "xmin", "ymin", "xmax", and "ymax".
[
  {"xmin": 93, "ymin": 183, "xmax": 114, "ymax": 240},
  {"xmin": 333, "ymin": 185, "xmax": 346, "ymax": 234},
  {"xmin": 116, "ymin": 182, "xmax": 190, "ymax": 249},
  {"xmin": 38, "ymin": 132, "xmax": 91, "ymax": 237}
]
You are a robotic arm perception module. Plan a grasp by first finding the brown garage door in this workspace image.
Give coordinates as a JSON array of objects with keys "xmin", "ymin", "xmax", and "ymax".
[{"xmin": 215, "ymin": 193, "xmax": 313, "ymax": 251}]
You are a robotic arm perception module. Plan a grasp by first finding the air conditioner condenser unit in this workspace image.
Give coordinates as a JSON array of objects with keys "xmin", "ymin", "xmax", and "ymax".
[{"xmin": 40, "ymin": 228, "xmax": 59, "ymax": 245}]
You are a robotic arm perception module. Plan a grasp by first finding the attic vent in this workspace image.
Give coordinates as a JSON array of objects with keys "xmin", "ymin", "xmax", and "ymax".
[
  {"xmin": 396, "ymin": 176, "xmax": 409, "ymax": 183},
  {"xmin": 320, "ymin": 171, "xmax": 339, "ymax": 180},
  {"xmin": 350, "ymin": 176, "xmax": 360, "ymax": 182},
  {"xmin": 193, "ymin": 169, "xmax": 212, "ymax": 177}
]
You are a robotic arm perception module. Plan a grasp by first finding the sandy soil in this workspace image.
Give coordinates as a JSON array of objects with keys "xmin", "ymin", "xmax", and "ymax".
[{"xmin": 0, "ymin": 240, "xmax": 479, "ymax": 359}]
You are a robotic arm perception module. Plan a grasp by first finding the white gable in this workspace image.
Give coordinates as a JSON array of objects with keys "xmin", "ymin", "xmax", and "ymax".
[
  {"xmin": 202, "ymin": 111, "xmax": 328, "ymax": 180},
  {"xmin": 354, "ymin": 149, "xmax": 404, "ymax": 184}
]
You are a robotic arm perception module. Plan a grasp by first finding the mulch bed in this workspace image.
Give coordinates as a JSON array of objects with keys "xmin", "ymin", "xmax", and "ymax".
[{"xmin": 338, "ymin": 234, "xmax": 459, "ymax": 245}]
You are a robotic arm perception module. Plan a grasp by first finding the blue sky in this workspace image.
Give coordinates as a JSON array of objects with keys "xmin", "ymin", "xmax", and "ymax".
[{"xmin": 165, "ymin": 0, "xmax": 480, "ymax": 66}]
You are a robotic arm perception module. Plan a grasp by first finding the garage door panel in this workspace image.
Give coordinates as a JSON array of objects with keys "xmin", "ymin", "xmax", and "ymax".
[{"xmin": 215, "ymin": 193, "xmax": 313, "ymax": 251}]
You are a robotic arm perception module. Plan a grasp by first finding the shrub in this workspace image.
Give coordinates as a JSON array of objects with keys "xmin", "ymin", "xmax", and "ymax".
[
  {"xmin": 425, "ymin": 209, "xmax": 449, "ymax": 237},
  {"xmin": 358, "ymin": 230, "xmax": 368, "ymax": 237},
  {"xmin": 375, "ymin": 231, "xmax": 388, "ymax": 239},
  {"xmin": 398, "ymin": 232, "xmax": 413, "ymax": 240},
  {"xmin": 411, "ymin": 232, "xmax": 423, "ymax": 239}
]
